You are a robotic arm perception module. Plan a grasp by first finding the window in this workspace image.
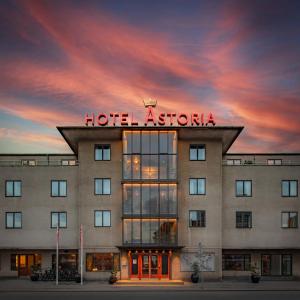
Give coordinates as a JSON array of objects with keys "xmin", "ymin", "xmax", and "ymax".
[
  {"xmin": 6, "ymin": 212, "xmax": 22, "ymax": 229},
  {"xmin": 236, "ymin": 212, "xmax": 252, "ymax": 228},
  {"xmin": 267, "ymin": 159, "xmax": 282, "ymax": 165},
  {"xmin": 94, "ymin": 210, "xmax": 111, "ymax": 227},
  {"xmin": 236, "ymin": 180, "xmax": 252, "ymax": 197},
  {"xmin": 282, "ymin": 180, "xmax": 298, "ymax": 197},
  {"xmin": 262, "ymin": 254, "xmax": 292, "ymax": 276},
  {"xmin": 189, "ymin": 178, "xmax": 206, "ymax": 195},
  {"xmin": 190, "ymin": 144, "xmax": 205, "ymax": 161},
  {"xmin": 51, "ymin": 212, "xmax": 67, "ymax": 228},
  {"xmin": 86, "ymin": 253, "xmax": 120, "ymax": 272},
  {"xmin": 189, "ymin": 210, "xmax": 206, "ymax": 227},
  {"xmin": 95, "ymin": 179, "xmax": 111, "ymax": 195},
  {"xmin": 51, "ymin": 180, "xmax": 67, "ymax": 197},
  {"xmin": 95, "ymin": 145, "xmax": 111, "ymax": 161},
  {"xmin": 222, "ymin": 254, "xmax": 251, "ymax": 271},
  {"xmin": 11, "ymin": 254, "xmax": 18, "ymax": 271},
  {"xmin": 5, "ymin": 181, "xmax": 21, "ymax": 197},
  {"xmin": 21, "ymin": 160, "xmax": 36, "ymax": 166},
  {"xmin": 227, "ymin": 159, "xmax": 241, "ymax": 165},
  {"xmin": 281, "ymin": 212, "xmax": 298, "ymax": 228},
  {"xmin": 52, "ymin": 253, "xmax": 77, "ymax": 270},
  {"xmin": 61, "ymin": 160, "xmax": 76, "ymax": 166}
]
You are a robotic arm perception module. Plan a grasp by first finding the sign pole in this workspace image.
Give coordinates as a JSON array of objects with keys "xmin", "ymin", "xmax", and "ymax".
[
  {"xmin": 80, "ymin": 224, "xmax": 83, "ymax": 285},
  {"xmin": 56, "ymin": 225, "xmax": 59, "ymax": 286}
]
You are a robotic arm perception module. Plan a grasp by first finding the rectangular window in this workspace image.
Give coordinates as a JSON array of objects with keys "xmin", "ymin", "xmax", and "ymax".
[
  {"xmin": 86, "ymin": 253, "xmax": 120, "ymax": 272},
  {"xmin": 11, "ymin": 254, "xmax": 18, "ymax": 271},
  {"xmin": 21, "ymin": 160, "xmax": 36, "ymax": 166},
  {"xmin": 5, "ymin": 180, "xmax": 22, "ymax": 197},
  {"xmin": 281, "ymin": 212, "xmax": 298, "ymax": 228},
  {"xmin": 51, "ymin": 180, "xmax": 67, "ymax": 197},
  {"xmin": 236, "ymin": 212, "xmax": 252, "ymax": 228},
  {"xmin": 51, "ymin": 212, "xmax": 67, "ymax": 228},
  {"xmin": 61, "ymin": 160, "xmax": 76, "ymax": 166},
  {"xmin": 189, "ymin": 178, "xmax": 206, "ymax": 195},
  {"xmin": 6, "ymin": 212, "xmax": 22, "ymax": 229},
  {"xmin": 262, "ymin": 254, "xmax": 292, "ymax": 276},
  {"xmin": 282, "ymin": 180, "xmax": 298, "ymax": 197},
  {"xmin": 227, "ymin": 159, "xmax": 241, "ymax": 165},
  {"xmin": 94, "ymin": 210, "xmax": 111, "ymax": 227},
  {"xmin": 189, "ymin": 210, "xmax": 206, "ymax": 227},
  {"xmin": 267, "ymin": 159, "xmax": 282, "ymax": 165},
  {"xmin": 190, "ymin": 144, "xmax": 205, "ymax": 161},
  {"xmin": 222, "ymin": 254, "xmax": 251, "ymax": 271},
  {"xmin": 95, "ymin": 145, "xmax": 111, "ymax": 161},
  {"xmin": 236, "ymin": 180, "xmax": 252, "ymax": 197},
  {"xmin": 95, "ymin": 179, "xmax": 111, "ymax": 195}
]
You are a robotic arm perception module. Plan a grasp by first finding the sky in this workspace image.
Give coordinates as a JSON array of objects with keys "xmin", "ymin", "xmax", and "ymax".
[{"xmin": 0, "ymin": 0, "xmax": 299, "ymax": 153}]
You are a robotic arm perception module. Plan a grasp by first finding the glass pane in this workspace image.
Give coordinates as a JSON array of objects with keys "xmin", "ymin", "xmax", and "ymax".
[
  {"xmin": 132, "ymin": 220, "xmax": 140, "ymax": 243},
  {"xmin": 282, "ymin": 255, "xmax": 292, "ymax": 276},
  {"xmin": 6, "ymin": 213, "xmax": 14, "ymax": 228},
  {"xmin": 190, "ymin": 211, "xmax": 197, "ymax": 226},
  {"xmin": 150, "ymin": 132, "xmax": 158, "ymax": 154},
  {"xmin": 282, "ymin": 181, "xmax": 289, "ymax": 196},
  {"xmin": 95, "ymin": 211, "xmax": 102, "ymax": 226},
  {"xmin": 132, "ymin": 132, "xmax": 140, "ymax": 153},
  {"xmin": 103, "ymin": 179, "xmax": 111, "ymax": 194},
  {"xmin": 150, "ymin": 185, "xmax": 159, "ymax": 215},
  {"xmin": 123, "ymin": 132, "xmax": 132, "ymax": 154},
  {"xmin": 52, "ymin": 213, "xmax": 58, "ymax": 228},
  {"xmin": 159, "ymin": 132, "xmax": 168, "ymax": 153},
  {"xmin": 14, "ymin": 213, "xmax": 22, "ymax": 228},
  {"xmin": 14, "ymin": 182, "xmax": 21, "ymax": 196},
  {"xmin": 141, "ymin": 155, "xmax": 150, "ymax": 179},
  {"xmin": 168, "ymin": 155, "xmax": 176, "ymax": 179},
  {"xmin": 123, "ymin": 185, "xmax": 132, "ymax": 215},
  {"xmin": 189, "ymin": 179, "xmax": 197, "ymax": 194},
  {"xmin": 190, "ymin": 146, "xmax": 197, "ymax": 160},
  {"xmin": 132, "ymin": 185, "xmax": 140, "ymax": 214},
  {"xmin": 169, "ymin": 185, "xmax": 177, "ymax": 214},
  {"xmin": 123, "ymin": 219, "xmax": 131, "ymax": 244},
  {"xmin": 197, "ymin": 179, "xmax": 205, "ymax": 195},
  {"xmin": 52, "ymin": 181, "xmax": 59, "ymax": 196},
  {"xmin": 95, "ymin": 179, "xmax": 102, "ymax": 194},
  {"xmin": 6, "ymin": 181, "xmax": 14, "ymax": 196},
  {"xmin": 244, "ymin": 181, "xmax": 251, "ymax": 196},
  {"xmin": 281, "ymin": 213, "xmax": 289, "ymax": 227},
  {"xmin": 271, "ymin": 255, "xmax": 281, "ymax": 276},
  {"xmin": 289, "ymin": 212, "xmax": 297, "ymax": 228},
  {"xmin": 150, "ymin": 220, "xmax": 159, "ymax": 243},
  {"xmin": 149, "ymin": 155, "xmax": 158, "ymax": 179},
  {"xmin": 274, "ymin": 159, "xmax": 282, "ymax": 165},
  {"xmin": 236, "ymin": 181, "xmax": 243, "ymax": 196},
  {"xmin": 290, "ymin": 181, "xmax": 297, "ymax": 196},
  {"xmin": 60, "ymin": 213, "xmax": 67, "ymax": 227},
  {"xmin": 168, "ymin": 132, "xmax": 177, "ymax": 154},
  {"xmin": 103, "ymin": 211, "xmax": 111, "ymax": 226},
  {"xmin": 198, "ymin": 147, "xmax": 205, "ymax": 160},
  {"xmin": 160, "ymin": 185, "xmax": 168, "ymax": 214},
  {"xmin": 141, "ymin": 132, "xmax": 150, "ymax": 154},
  {"xmin": 132, "ymin": 155, "xmax": 140, "ymax": 179},
  {"xmin": 142, "ymin": 185, "xmax": 150, "ymax": 215},
  {"xmin": 123, "ymin": 155, "xmax": 131, "ymax": 179},
  {"xmin": 159, "ymin": 155, "xmax": 168, "ymax": 179},
  {"xmin": 142, "ymin": 221, "xmax": 151, "ymax": 243},
  {"xmin": 60, "ymin": 181, "xmax": 67, "ymax": 196},
  {"xmin": 95, "ymin": 147, "xmax": 102, "ymax": 160},
  {"xmin": 103, "ymin": 147, "xmax": 110, "ymax": 160},
  {"xmin": 262, "ymin": 255, "xmax": 271, "ymax": 275}
]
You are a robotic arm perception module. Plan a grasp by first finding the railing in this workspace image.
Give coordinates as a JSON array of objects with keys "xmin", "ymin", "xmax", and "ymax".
[
  {"xmin": 0, "ymin": 160, "xmax": 79, "ymax": 167},
  {"xmin": 222, "ymin": 160, "xmax": 300, "ymax": 166}
]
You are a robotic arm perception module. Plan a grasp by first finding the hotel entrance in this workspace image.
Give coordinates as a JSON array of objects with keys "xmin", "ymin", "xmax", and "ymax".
[{"xmin": 129, "ymin": 251, "xmax": 171, "ymax": 279}]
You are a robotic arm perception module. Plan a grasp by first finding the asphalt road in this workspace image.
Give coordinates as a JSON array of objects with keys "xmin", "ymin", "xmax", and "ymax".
[{"xmin": 1, "ymin": 291, "xmax": 300, "ymax": 300}]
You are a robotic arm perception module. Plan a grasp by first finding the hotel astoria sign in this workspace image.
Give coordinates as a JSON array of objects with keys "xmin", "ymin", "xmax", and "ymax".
[{"xmin": 85, "ymin": 99, "xmax": 216, "ymax": 127}]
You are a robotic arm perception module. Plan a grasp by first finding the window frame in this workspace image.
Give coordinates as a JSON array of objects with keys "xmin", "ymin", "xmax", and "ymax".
[
  {"xmin": 5, "ymin": 180, "xmax": 22, "ymax": 197},
  {"xmin": 94, "ymin": 210, "xmax": 111, "ymax": 227},
  {"xmin": 222, "ymin": 254, "xmax": 251, "ymax": 271},
  {"xmin": 51, "ymin": 211, "xmax": 67, "ymax": 228},
  {"xmin": 235, "ymin": 180, "xmax": 252, "ymax": 197},
  {"xmin": 281, "ymin": 180, "xmax": 298, "ymax": 197},
  {"xmin": 94, "ymin": 178, "xmax": 111, "ymax": 195},
  {"xmin": 236, "ymin": 211, "xmax": 252, "ymax": 228},
  {"xmin": 189, "ymin": 144, "xmax": 206, "ymax": 161},
  {"xmin": 95, "ymin": 144, "xmax": 111, "ymax": 161},
  {"xmin": 227, "ymin": 159, "xmax": 241, "ymax": 165},
  {"xmin": 51, "ymin": 180, "xmax": 67, "ymax": 197},
  {"xmin": 189, "ymin": 210, "xmax": 206, "ymax": 228},
  {"xmin": 281, "ymin": 211, "xmax": 298, "ymax": 229},
  {"xmin": 189, "ymin": 178, "xmax": 206, "ymax": 195},
  {"xmin": 5, "ymin": 212, "xmax": 22, "ymax": 229}
]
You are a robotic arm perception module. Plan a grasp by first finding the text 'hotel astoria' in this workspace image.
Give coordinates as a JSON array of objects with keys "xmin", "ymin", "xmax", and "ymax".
[{"xmin": 0, "ymin": 99, "xmax": 299, "ymax": 281}]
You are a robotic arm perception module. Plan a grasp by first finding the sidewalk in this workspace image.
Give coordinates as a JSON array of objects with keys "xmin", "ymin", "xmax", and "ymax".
[{"xmin": 0, "ymin": 278, "xmax": 300, "ymax": 292}]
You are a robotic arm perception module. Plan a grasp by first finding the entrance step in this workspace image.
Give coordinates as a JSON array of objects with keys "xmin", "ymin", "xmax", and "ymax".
[{"xmin": 116, "ymin": 279, "xmax": 184, "ymax": 286}]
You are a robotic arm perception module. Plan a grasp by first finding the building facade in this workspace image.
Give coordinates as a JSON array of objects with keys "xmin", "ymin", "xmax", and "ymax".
[{"xmin": 0, "ymin": 126, "xmax": 299, "ymax": 281}]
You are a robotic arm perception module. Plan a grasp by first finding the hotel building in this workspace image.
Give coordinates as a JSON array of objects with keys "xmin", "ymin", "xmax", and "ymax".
[{"xmin": 0, "ymin": 123, "xmax": 299, "ymax": 281}]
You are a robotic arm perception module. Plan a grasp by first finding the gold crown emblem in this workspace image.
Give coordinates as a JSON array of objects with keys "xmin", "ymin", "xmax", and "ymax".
[{"xmin": 143, "ymin": 98, "xmax": 157, "ymax": 107}]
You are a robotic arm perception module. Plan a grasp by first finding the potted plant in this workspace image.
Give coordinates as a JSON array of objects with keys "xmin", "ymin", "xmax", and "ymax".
[
  {"xmin": 250, "ymin": 264, "xmax": 261, "ymax": 283},
  {"xmin": 108, "ymin": 269, "xmax": 118, "ymax": 284},
  {"xmin": 191, "ymin": 262, "xmax": 200, "ymax": 283}
]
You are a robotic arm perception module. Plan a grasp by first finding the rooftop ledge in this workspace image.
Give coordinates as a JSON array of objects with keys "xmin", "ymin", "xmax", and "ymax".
[{"xmin": 57, "ymin": 126, "xmax": 244, "ymax": 155}]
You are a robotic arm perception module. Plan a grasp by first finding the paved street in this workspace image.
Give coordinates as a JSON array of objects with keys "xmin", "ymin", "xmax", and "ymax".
[{"xmin": 1, "ymin": 291, "xmax": 300, "ymax": 300}]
